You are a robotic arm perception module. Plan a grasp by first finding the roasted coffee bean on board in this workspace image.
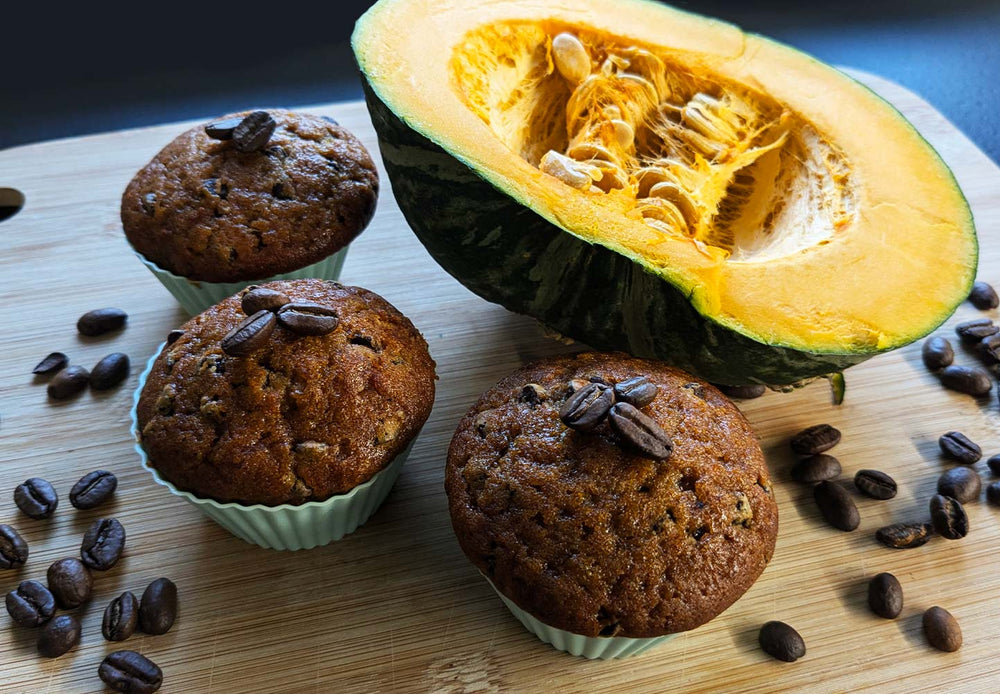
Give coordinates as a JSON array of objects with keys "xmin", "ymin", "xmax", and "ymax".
[
  {"xmin": 988, "ymin": 454, "xmax": 1000, "ymax": 475},
  {"xmin": 978, "ymin": 334, "xmax": 1000, "ymax": 364},
  {"xmin": 47, "ymin": 557, "xmax": 93, "ymax": 609},
  {"xmin": 204, "ymin": 116, "xmax": 243, "ymax": 140},
  {"xmin": 14, "ymin": 477, "xmax": 58, "ymax": 519},
  {"xmin": 70, "ymin": 469, "xmax": 118, "ymax": 510},
  {"xmin": 955, "ymin": 318, "xmax": 998, "ymax": 342},
  {"xmin": 939, "ymin": 365, "xmax": 992, "ymax": 396},
  {"xmin": 939, "ymin": 431, "xmax": 982, "ymax": 464},
  {"xmin": 103, "ymin": 591, "xmax": 139, "ymax": 642},
  {"xmin": 875, "ymin": 521, "xmax": 935, "ymax": 549},
  {"xmin": 868, "ymin": 572, "xmax": 903, "ymax": 619},
  {"xmin": 37, "ymin": 614, "xmax": 81, "ymax": 658},
  {"xmin": 929, "ymin": 494, "xmax": 969, "ymax": 540},
  {"xmin": 813, "ymin": 481, "xmax": 860, "ymax": 531},
  {"xmin": 90, "ymin": 353, "xmax": 130, "ymax": 390},
  {"xmin": 81, "ymin": 518, "xmax": 126, "ymax": 570},
  {"xmin": 99, "ymin": 650, "xmax": 163, "ymax": 694},
  {"xmin": 969, "ymin": 281, "xmax": 1000, "ymax": 310},
  {"xmin": 241, "ymin": 286, "xmax": 290, "ymax": 315},
  {"xmin": 560, "ymin": 382, "xmax": 614, "ymax": 431},
  {"xmin": 790, "ymin": 454, "xmax": 841, "ymax": 484},
  {"xmin": 790, "ymin": 424, "xmax": 841, "ymax": 456},
  {"xmin": 714, "ymin": 383, "xmax": 767, "ymax": 399},
  {"xmin": 923, "ymin": 606, "xmax": 962, "ymax": 652},
  {"xmin": 987, "ymin": 481, "xmax": 1000, "ymax": 507},
  {"xmin": 854, "ymin": 469, "xmax": 898, "ymax": 500},
  {"xmin": 77, "ymin": 308, "xmax": 127, "ymax": 336},
  {"xmin": 921, "ymin": 336, "xmax": 954, "ymax": 371},
  {"xmin": 32, "ymin": 352, "xmax": 68, "ymax": 375},
  {"xmin": 47, "ymin": 365, "xmax": 90, "ymax": 400},
  {"xmin": 6, "ymin": 580, "xmax": 56, "ymax": 627},
  {"xmin": 758, "ymin": 621, "xmax": 806, "ymax": 662},
  {"xmin": 221, "ymin": 310, "xmax": 276, "ymax": 357},
  {"xmin": 937, "ymin": 467, "xmax": 981, "ymax": 503},
  {"xmin": 613, "ymin": 376, "xmax": 658, "ymax": 408},
  {"xmin": 607, "ymin": 402, "xmax": 673, "ymax": 461},
  {"xmin": 232, "ymin": 111, "xmax": 276, "ymax": 153},
  {"xmin": 0, "ymin": 524, "xmax": 29, "ymax": 569},
  {"xmin": 139, "ymin": 577, "xmax": 178, "ymax": 636},
  {"xmin": 276, "ymin": 302, "xmax": 340, "ymax": 336}
]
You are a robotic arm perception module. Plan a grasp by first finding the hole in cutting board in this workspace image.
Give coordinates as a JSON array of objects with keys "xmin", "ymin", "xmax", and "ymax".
[{"xmin": 0, "ymin": 188, "xmax": 25, "ymax": 223}]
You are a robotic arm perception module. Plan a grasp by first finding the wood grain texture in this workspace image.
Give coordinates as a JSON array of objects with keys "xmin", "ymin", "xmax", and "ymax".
[{"xmin": 1, "ymin": 71, "xmax": 999, "ymax": 693}]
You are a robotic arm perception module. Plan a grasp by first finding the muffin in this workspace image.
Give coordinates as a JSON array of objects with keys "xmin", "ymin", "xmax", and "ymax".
[
  {"xmin": 132, "ymin": 279, "xmax": 434, "ymax": 549},
  {"xmin": 122, "ymin": 110, "xmax": 379, "ymax": 313},
  {"xmin": 446, "ymin": 352, "xmax": 778, "ymax": 658}
]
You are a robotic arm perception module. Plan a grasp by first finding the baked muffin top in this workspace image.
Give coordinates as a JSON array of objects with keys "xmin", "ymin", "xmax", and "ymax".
[
  {"xmin": 446, "ymin": 352, "xmax": 777, "ymax": 638},
  {"xmin": 122, "ymin": 110, "xmax": 378, "ymax": 282},
  {"xmin": 136, "ymin": 279, "xmax": 435, "ymax": 506}
]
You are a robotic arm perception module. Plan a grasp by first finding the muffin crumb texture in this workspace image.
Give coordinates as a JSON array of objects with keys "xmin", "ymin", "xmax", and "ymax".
[
  {"xmin": 122, "ymin": 110, "xmax": 378, "ymax": 282},
  {"xmin": 446, "ymin": 352, "xmax": 777, "ymax": 638},
  {"xmin": 136, "ymin": 279, "xmax": 434, "ymax": 506}
]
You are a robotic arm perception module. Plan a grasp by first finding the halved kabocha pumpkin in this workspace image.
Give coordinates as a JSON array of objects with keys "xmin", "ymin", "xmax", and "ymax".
[{"xmin": 352, "ymin": 0, "xmax": 977, "ymax": 385}]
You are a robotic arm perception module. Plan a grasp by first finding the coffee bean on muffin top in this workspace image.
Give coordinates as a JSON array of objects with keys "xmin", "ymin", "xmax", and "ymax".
[
  {"xmin": 135, "ymin": 279, "xmax": 435, "ymax": 506},
  {"xmin": 446, "ymin": 352, "xmax": 778, "ymax": 638},
  {"xmin": 121, "ymin": 110, "xmax": 379, "ymax": 282}
]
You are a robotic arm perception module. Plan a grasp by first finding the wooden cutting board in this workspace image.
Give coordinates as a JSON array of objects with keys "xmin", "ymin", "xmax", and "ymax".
[{"xmin": 1, "ymin": 71, "xmax": 999, "ymax": 693}]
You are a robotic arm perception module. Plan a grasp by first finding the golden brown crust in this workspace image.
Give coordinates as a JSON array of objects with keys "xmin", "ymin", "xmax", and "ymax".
[
  {"xmin": 122, "ymin": 110, "xmax": 378, "ymax": 282},
  {"xmin": 136, "ymin": 279, "xmax": 435, "ymax": 506},
  {"xmin": 445, "ymin": 352, "xmax": 777, "ymax": 638}
]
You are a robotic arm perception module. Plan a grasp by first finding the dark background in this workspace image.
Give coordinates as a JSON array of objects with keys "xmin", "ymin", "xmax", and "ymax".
[{"xmin": 1, "ymin": 1, "xmax": 998, "ymax": 163}]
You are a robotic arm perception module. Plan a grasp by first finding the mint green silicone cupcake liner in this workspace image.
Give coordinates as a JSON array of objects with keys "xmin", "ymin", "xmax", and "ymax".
[
  {"xmin": 485, "ymin": 577, "xmax": 677, "ymax": 659},
  {"xmin": 131, "ymin": 345, "xmax": 411, "ymax": 550},
  {"xmin": 134, "ymin": 245, "xmax": 349, "ymax": 315}
]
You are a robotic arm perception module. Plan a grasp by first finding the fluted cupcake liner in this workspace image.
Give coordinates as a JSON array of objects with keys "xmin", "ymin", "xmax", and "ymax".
[
  {"xmin": 484, "ymin": 577, "xmax": 678, "ymax": 659},
  {"xmin": 131, "ymin": 345, "xmax": 412, "ymax": 550},
  {"xmin": 134, "ymin": 246, "xmax": 350, "ymax": 316}
]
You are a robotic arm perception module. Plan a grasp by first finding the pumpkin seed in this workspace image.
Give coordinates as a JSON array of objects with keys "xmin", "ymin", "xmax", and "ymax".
[{"xmin": 551, "ymin": 33, "xmax": 590, "ymax": 84}]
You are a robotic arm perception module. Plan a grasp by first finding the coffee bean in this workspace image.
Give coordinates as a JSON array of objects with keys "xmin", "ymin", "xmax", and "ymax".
[
  {"xmin": 854, "ymin": 469, "xmax": 898, "ymax": 500},
  {"xmin": 813, "ymin": 480, "xmax": 860, "ymax": 531},
  {"xmin": 70, "ymin": 469, "xmax": 118, "ymax": 510},
  {"xmin": 232, "ymin": 111, "xmax": 276, "ymax": 153},
  {"xmin": 978, "ymin": 334, "xmax": 1000, "ymax": 364},
  {"xmin": 987, "ymin": 481, "xmax": 1000, "ymax": 506},
  {"xmin": 32, "ymin": 351, "xmax": 67, "ymax": 375},
  {"xmin": 607, "ymin": 402, "xmax": 673, "ymax": 461},
  {"xmin": 166, "ymin": 329, "xmax": 184, "ymax": 346},
  {"xmin": 939, "ymin": 431, "xmax": 982, "ymax": 464},
  {"xmin": 518, "ymin": 383, "xmax": 547, "ymax": 406},
  {"xmin": 90, "ymin": 353, "xmax": 130, "ymax": 390},
  {"xmin": 47, "ymin": 557, "xmax": 93, "ymax": 609},
  {"xmin": 241, "ymin": 285, "xmax": 290, "ymax": 315},
  {"xmin": 102, "ymin": 591, "xmax": 139, "ymax": 642},
  {"xmin": 80, "ymin": 518, "xmax": 126, "ymax": 570},
  {"xmin": 922, "ymin": 336, "xmax": 954, "ymax": 371},
  {"xmin": 560, "ymin": 382, "xmax": 614, "ymax": 431},
  {"xmin": 790, "ymin": 454, "xmax": 841, "ymax": 484},
  {"xmin": 867, "ymin": 572, "xmax": 903, "ymax": 619},
  {"xmin": 790, "ymin": 424, "xmax": 841, "ymax": 456},
  {"xmin": 875, "ymin": 521, "xmax": 935, "ymax": 549},
  {"xmin": 77, "ymin": 307, "xmax": 127, "ymax": 336},
  {"xmin": 99, "ymin": 651, "xmax": 163, "ymax": 694},
  {"xmin": 969, "ymin": 281, "xmax": 999, "ymax": 310},
  {"xmin": 204, "ymin": 116, "xmax": 242, "ymax": 140},
  {"xmin": 613, "ymin": 376, "xmax": 658, "ymax": 408},
  {"xmin": 939, "ymin": 365, "xmax": 992, "ymax": 396},
  {"xmin": 47, "ymin": 365, "xmax": 90, "ymax": 400},
  {"xmin": 37, "ymin": 614, "xmax": 81, "ymax": 658},
  {"xmin": 923, "ymin": 606, "xmax": 962, "ymax": 652},
  {"xmin": 937, "ymin": 466, "xmax": 981, "ymax": 503},
  {"xmin": 276, "ymin": 302, "xmax": 340, "ymax": 336},
  {"xmin": 139, "ymin": 577, "xmax": 178, "ymax": 635},
  {"xmin": 714, "ymin": 383, "xmax": 767, "ymax": 399},
  {"xmin": 758, "ymin": 621, "xmax": 806, "ymax": 662},
  {"xmin": 5, "ymin": 580, "xmax": 56, "ymax": 626},
  {"xmin": 929, "ymin": 494, "xmax": 968, "ymax": 540},
  {"xmin": 14, "ymin": 477, "xmax": 58, "ymax": 519},
  {"xmin": 955, "ymin": 318, "xmax": 999, "ymax": 342},
  {"xmin": 221, "ymin": 309, "xmax": 276, "ymax": 357},
  {"xmin": 988, "ymin": 454, "xmax": 1000, "ymax": 475},
  {"xmin": 0, "ymin": 524, "xmax": 29, "ymax": 569}
]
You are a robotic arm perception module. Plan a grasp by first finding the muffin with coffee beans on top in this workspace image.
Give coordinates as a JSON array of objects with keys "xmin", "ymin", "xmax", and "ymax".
[
  {"xmin": 132, "ymin": 278, "xmax": 434, "ymax": 550},
  {"xmin": 122, "ymin": 110, "xmax": 379, "ymax": 314},
  {"xmin": 446, "ymin": 351, "xmax": 778, "ymax": 658}
]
